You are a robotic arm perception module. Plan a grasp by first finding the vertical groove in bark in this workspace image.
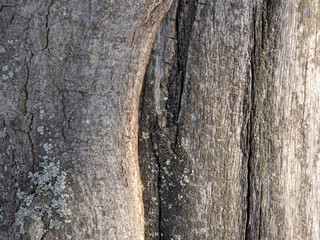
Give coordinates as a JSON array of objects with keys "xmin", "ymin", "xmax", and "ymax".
[
  {"xmin": 139, "ymin": 1, "xmax": 198, "ymax": 238},
  {"xmin": 244, "ymin": 5, "xmax": 257, "ymax": 240},
  {"xmin": 166, "ymin": 0, "xmax": 198, "ymax": 143}
]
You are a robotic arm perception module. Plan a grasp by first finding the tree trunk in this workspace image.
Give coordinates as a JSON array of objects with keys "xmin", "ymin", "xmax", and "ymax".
[
  {"xmin": 139, "ymin": 0, "xmax": 320, "ymax": 239},
  {"xmin": 1, "ymin": 0, "xmax": 319, "ymax": 239},
  {"xmin": 0, "ymin": 1, "xmax": 172, "ymax": 239}
]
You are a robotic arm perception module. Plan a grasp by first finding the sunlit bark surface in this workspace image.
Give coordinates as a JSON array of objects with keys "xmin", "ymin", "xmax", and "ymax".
[{"xmin": 139, "ymin": 0, "xmax": 320, "ymax": 239}]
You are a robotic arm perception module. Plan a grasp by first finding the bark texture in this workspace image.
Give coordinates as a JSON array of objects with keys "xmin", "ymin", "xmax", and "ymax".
[
  {"xmin": 139, "ymin": 0, "xmax": 320, "ymax": 239},
  {"xmin": 0, "ymin": 0, "xmax": 172, "ymax": 239},
  {"xmin": 1, "ymin": 0, "xmax": 320, "ymax": 239}
]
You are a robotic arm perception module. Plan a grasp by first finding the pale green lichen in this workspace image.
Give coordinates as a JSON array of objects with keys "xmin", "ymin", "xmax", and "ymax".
[
  {"xmin": 15, "ymin": 161, "xmax": 73, "ymax": 235},
  {"xmin": 14, "ymin": 111, "xmax": 73, "ymax": 235},
  {"xmin": 0, "ymin": 46, "xmax": 5, "ymax": 53}
]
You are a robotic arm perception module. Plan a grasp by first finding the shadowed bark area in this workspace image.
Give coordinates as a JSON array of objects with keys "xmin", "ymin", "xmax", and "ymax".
[{"xmin": 139, "ymin": 0, "xmax": 320, "ymax": 239}]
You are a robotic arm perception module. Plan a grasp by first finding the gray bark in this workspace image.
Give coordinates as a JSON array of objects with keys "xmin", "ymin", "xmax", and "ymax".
[
  {"xmin": 139, "ymin": 0, "xmax": 320, "ymax": 239},
  {"xmin": 1, "ymin": 0, "xmax": 320, "ymax": 240},
  {"xmin": 0, "ymin": 0, "xmax": 172, "ymax": 239}
]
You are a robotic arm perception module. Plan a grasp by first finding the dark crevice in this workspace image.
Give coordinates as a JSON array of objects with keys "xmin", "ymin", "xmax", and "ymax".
[
  {"xmin": 258, "ymin": 185, "xmax": 263, "ymax": 240},
  {"xmin": 155, "ymin": 1, "xmax": 198, "ymax": 238},
  {"xmin": 0, "ymin": 5, "xmax": 16, "ymax": 12},
  {"xmin": 24, "ymin": 60, "xmax": 36, "ymax": 171},
  {"xmin": 40, "ymin": 230, "xmax": 48, "ymax": 240},
  {"xmin": 42, "ymin": 1, "xmax": 54, "ymax": 51},
  {"xmin": 24, "ymin": 62, "xmax": 30, "ymax": 114},
  {"xmin": 244, "ymin": 5, "xmax": 257, "ymax": 240},
  {"xmin": 26, "ymin": 113, "xmax": 35, "ymax": 171},
  {"xmin": 138, "ymin": 1, "xmax": 199, "ymax": 239},
  {"xmin": 166, "ymin": 0, "xmax": 198, "ymax": 147}
]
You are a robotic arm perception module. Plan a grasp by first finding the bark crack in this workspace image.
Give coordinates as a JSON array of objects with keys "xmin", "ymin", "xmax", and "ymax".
[
  {"xmin": 166, "ymin": 0, "xmax": 197, "ymax": 146},
  {"xmin": 244, "ymin": 5, "xmax": 257, "ymax": 240},
  {"xmin": 24, "ymin": 60, "xmax": 36, "ymax": 171},
  {"xmin": 150, "ymin": 1, "xmax": 197, "ymax": 238},
  {"xmin": 42, "ymin": 1, "xmax": 54, "ymax": 51}
]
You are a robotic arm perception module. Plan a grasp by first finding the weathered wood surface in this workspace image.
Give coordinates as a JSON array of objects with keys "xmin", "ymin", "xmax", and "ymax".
[
  {"xmin": 0, "ymin": 0, "xmax": 172, "ymax": 239},
  {"xmin": 1, "ymin": 0, "xmax": 320, "ymax": 239},
  {"xmin": 139, "ymin": 0, "xmax": 320, "ymax": 239}
]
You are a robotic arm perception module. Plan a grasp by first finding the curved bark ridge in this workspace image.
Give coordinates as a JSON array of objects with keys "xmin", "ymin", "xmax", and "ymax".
[
  {"xmin": 139, "ymin": 0, "xmax": 320, "ymax": 239},
  {"xmin": 0, "ymin": 0, "xmax": 173, "ymax": 239}
]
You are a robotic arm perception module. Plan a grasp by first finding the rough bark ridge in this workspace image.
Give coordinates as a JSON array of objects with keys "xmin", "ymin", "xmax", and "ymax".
[
  {"xmin": 140, "ymin": 0, "xmax": 320, "ymax": 239},
  {"xmin": 0, "ymin": 0, "xmax": 172, "ymax": 239}
]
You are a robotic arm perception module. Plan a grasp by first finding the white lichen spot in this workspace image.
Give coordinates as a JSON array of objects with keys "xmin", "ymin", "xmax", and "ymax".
[
  {"xmin": 142, "ymin": 131, "xmax": 149, "ymax": 139},
  {"xmin": 2, "ymin": 74, "xmax": 8, "ymax": 80},
  {"xmin": 15, "ymin": 66, "xmax": 22, "ymax": 73},
  {"xmin": 0, "ymin": 46, "xmax": 5, "ymax": 53},
  {"xmin": 62, "ymin": 7, "xmax": 67, "ymax": 16},
  {"xmin": 173, "ymin": 235, "xmax": 182, "ymax": 240},
  {"xmin": 8, "ymin": 40, "xmax": 13, "ymax": 44},
  {"xmin": 8, "ymin": 71, "xmax": 13, "ymax": 77},
  {"xmin": 39, "ymin": 110, "xmax": 45, "ymax": 119},
  {"xmin": 6, "ymin": 145, "xmax": 14, "ymax": 155},
  {"xmin": 17, "ymin": 188, "xmax": 25, "ymax": 199},
  {"xmin": 2, "ymin": 65, "xmax": 8, "ymax": 71},
  {"xmin": 49, "ymin": 113, "xmax": 54, "ymax": 119},
  {"xmin": 37, "ymin": 126, "xmax": 44, "ymax": 135},
  {"xmin": 43, "ymin": 143, "xmax": 53, "ymax": 154},
  {"xmin": 183, "ymin": 175, "xmax": 190, "ymax": 184},
  {"xmin": 59, "ymin": 56, "xmax": 64, "ymax": 61},
  {"xmin": 0, "ymin": 127, "xmax": 7, "ymax": 137},
  {"xmin": 66, "ymin": 235, "xmax": 72, "ymax": 240}
]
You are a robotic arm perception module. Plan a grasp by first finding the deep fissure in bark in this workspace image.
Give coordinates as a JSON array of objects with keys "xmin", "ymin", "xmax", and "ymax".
[
  {"xmin": 244, "ymin": 6, "xmax": 257, "ymax": 239},
  {"xmin": 167, "ymin": 0, "xmax": 198, "ymax": 145},
  {"xmin": 42, "ymin": 1, "xmax": 54, "ymax": 51},
  {"xmin": 245, "ymin": 1, "xmax": 280, "ymax": 238},
  {"xmin": 24, "ymin": 59, "xmax": 36, "ymax": 171},
  {"xmin": 138, "ymin": 1, "xmax": 198, "ymax": 238}
]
